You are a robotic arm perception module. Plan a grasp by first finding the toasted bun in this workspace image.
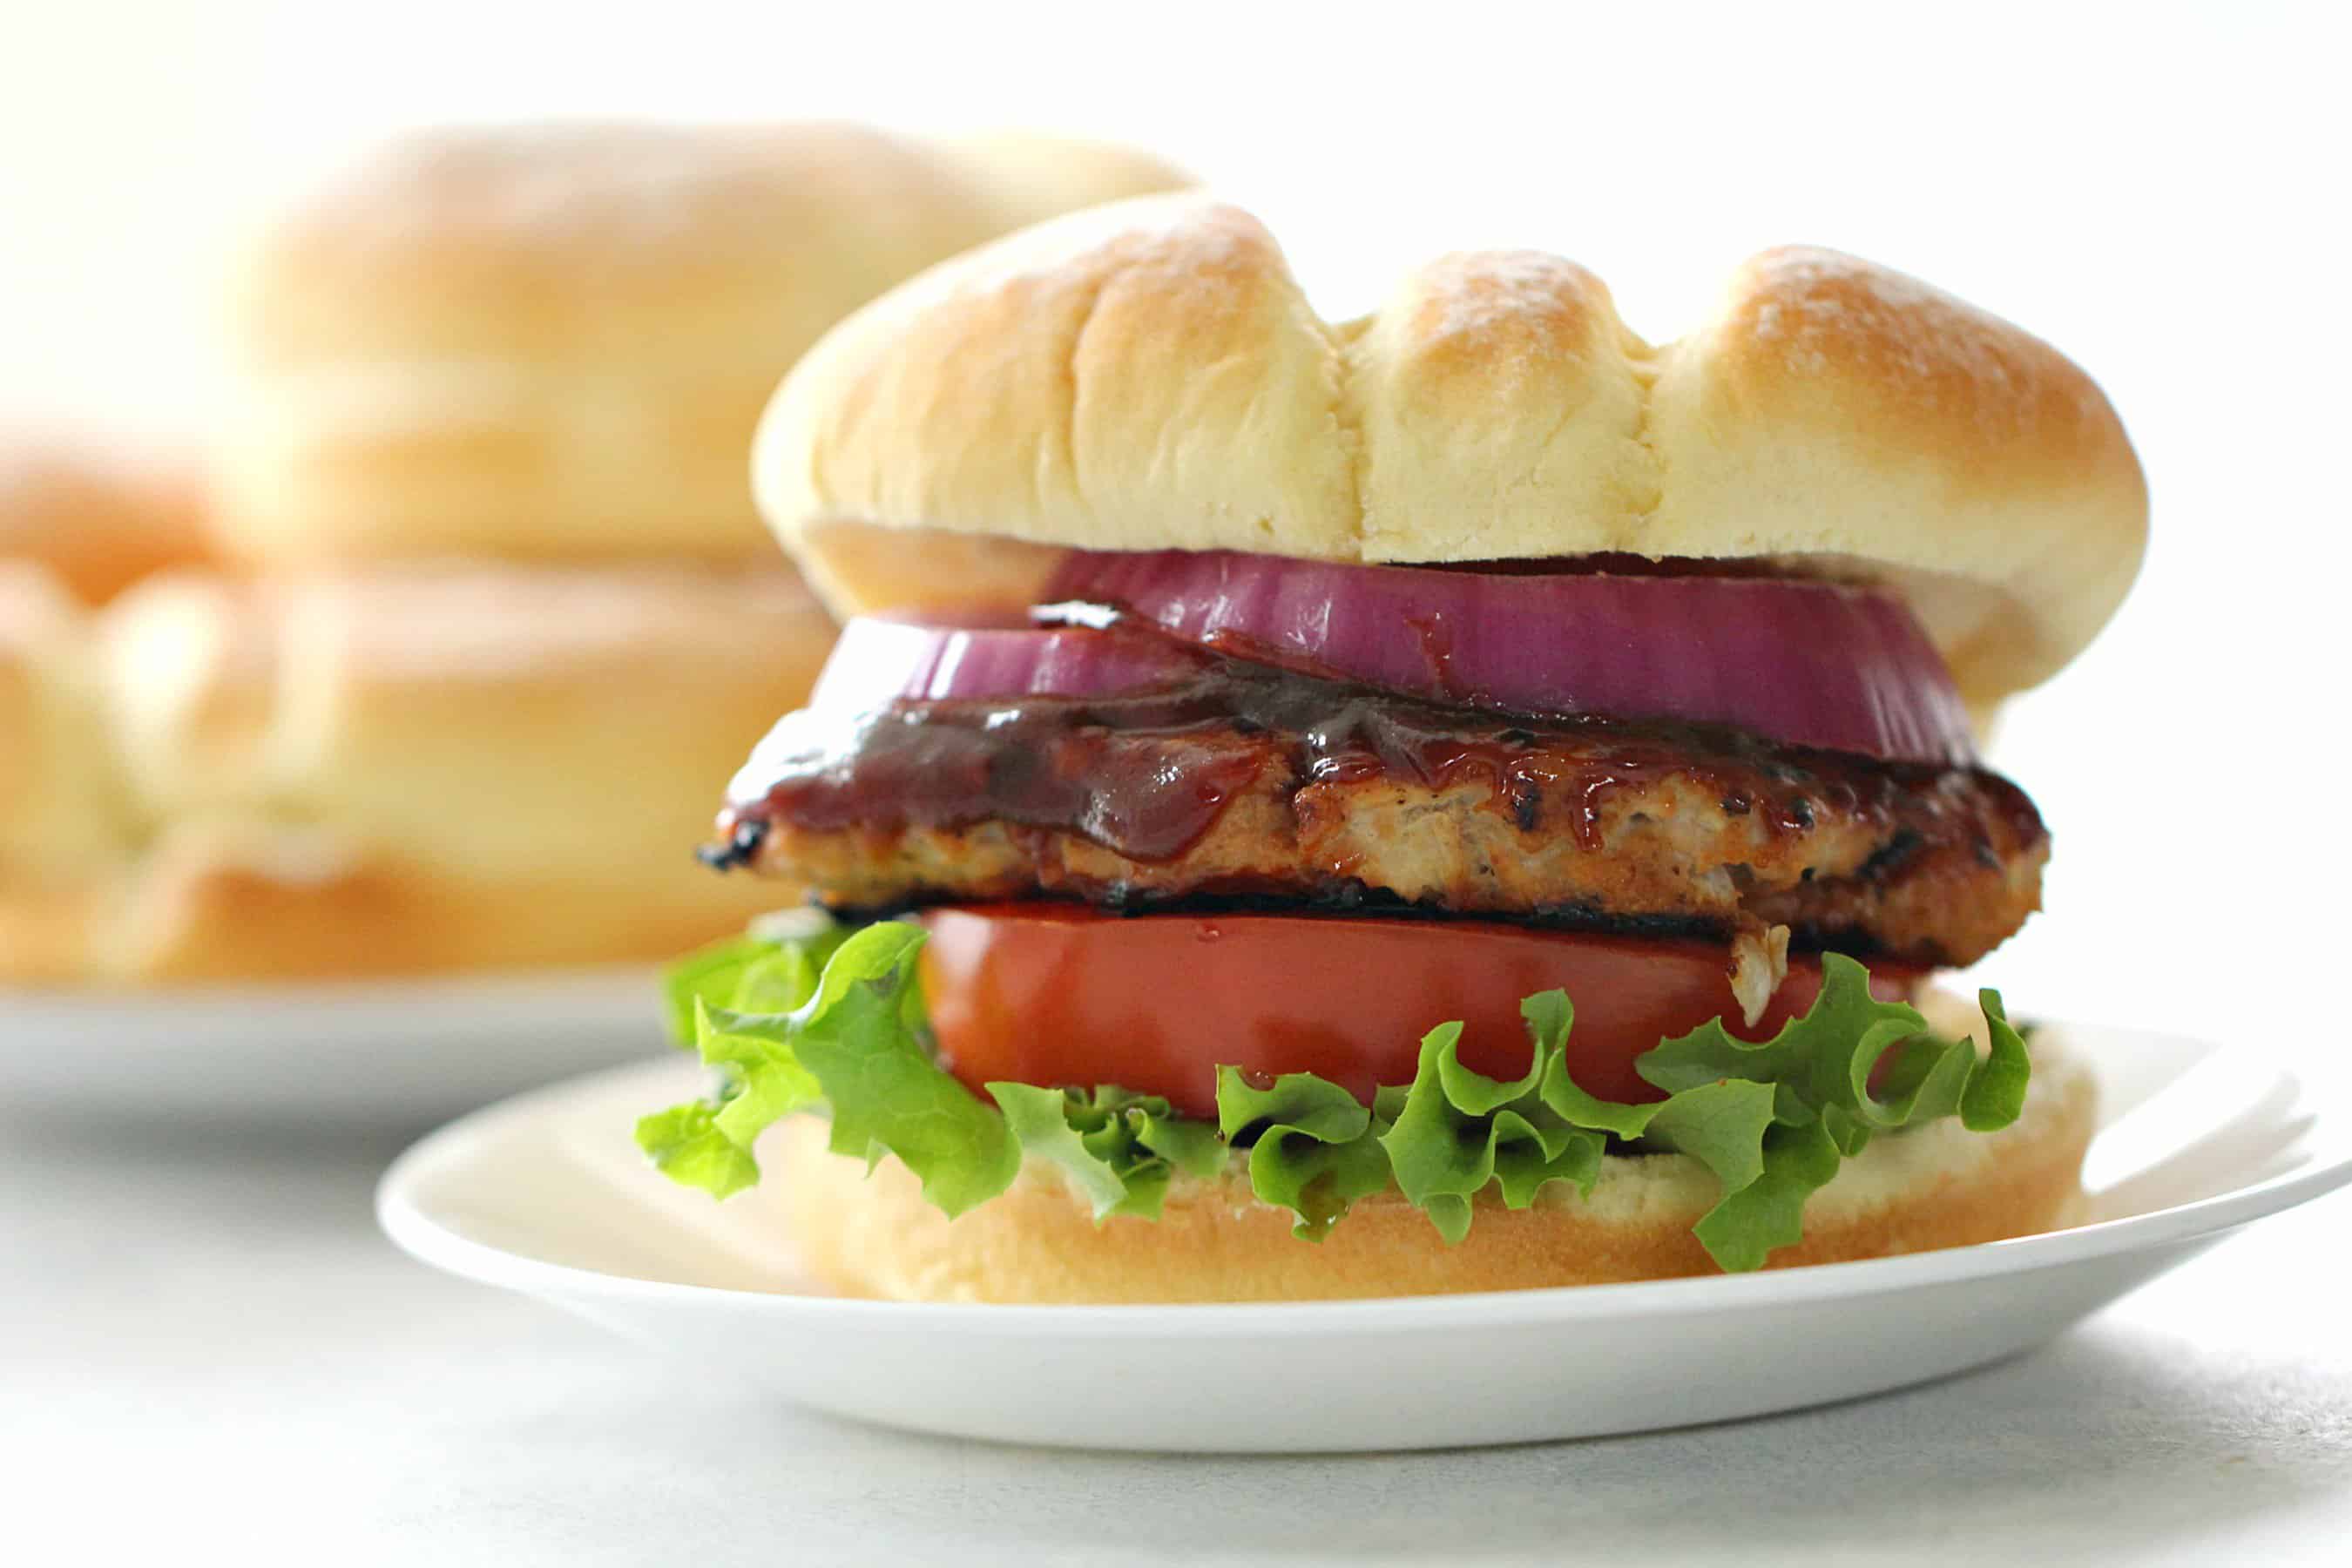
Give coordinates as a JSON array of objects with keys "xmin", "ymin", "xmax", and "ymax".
[
  {"xmin": 758, "ymin": 196, "xmax": 2146, "ymax": 704},
  {"xmin": 215, "ymin": 123, "xmax": 1192, "ymax": 566},
  {"xmin": 15, "ymin": 564, "xmax": 826, "ymax": 983},
  {"xmin": 3, "ymin": 443, "xmax": 210, "ymax": 604},
  {"xmin": 0, "ymin": 564, "xmax": 136, "ymax": 980},
  {"xmin": 769, "ymin": 1032, "xmax": 2093, "ymax": 1303}
]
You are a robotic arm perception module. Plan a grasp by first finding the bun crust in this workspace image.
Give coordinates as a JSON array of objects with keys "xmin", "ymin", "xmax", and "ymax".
[
  {"xmin": 4, "ymin": 564, "xmax": 822, "ymax": 983},
  {"xmin": 769, "ymin": 1033, "xmax": 2094, "ymax": 1303},
  {"xmin": 3, "ymin": 445, "xmax": 210, "ymax": 604},
  {"xmin": 217, "ymin": 124, "xmax": 1191, "ymax": 566},
  {"xmin": 758, "ymin": 196, "xmax": 2146, "ymax": 703}
]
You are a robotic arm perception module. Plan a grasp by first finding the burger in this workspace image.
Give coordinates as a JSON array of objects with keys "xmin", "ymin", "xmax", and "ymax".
[{"xmin": 638, "ymin": 195, "xmax": 2146, "ymax": 1302}]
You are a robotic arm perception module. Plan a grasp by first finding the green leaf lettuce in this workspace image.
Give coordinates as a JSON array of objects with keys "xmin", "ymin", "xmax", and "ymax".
[{"xmin": 641, "ymin": 923, "xmax": 2033, "ymax": 1272}]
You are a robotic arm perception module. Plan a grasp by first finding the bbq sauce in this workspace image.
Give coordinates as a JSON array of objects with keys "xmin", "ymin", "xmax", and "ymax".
[{"xmin": 718, "ymin": 631, "xmax": 2041, "ymax": 870}]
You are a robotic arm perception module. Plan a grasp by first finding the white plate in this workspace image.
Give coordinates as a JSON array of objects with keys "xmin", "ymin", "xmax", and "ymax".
[
  {"xmin": 3, "ymin": 969, "xmax": 663, "ymax": 1123},
  {"xmin": 378, "ymin": 1019, "xmax": 2352, "ymax": 1452}
]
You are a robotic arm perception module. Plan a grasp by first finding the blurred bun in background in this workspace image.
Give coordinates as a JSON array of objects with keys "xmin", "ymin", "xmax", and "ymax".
[
  {"xmin": 213, "ymin": 122, "xmax": 1193, "ymax": 564},
  {"xmin": 3, "ymin": 119, "xmax": 1192, "ymax": 983},
  {"xmin": 0, "ymin": 564, "xmax": 132, "ymax": 980},
  {"xmin": 939, "ymin": 128, "xmax": 1211, "ymax": 232},
  {"xmin": 2, "ymin": 442, "xmax": 212, "ymax": 604},
  {"xmin": 87, "ymin": 566, "xmax": 833, "ymax": 981}
]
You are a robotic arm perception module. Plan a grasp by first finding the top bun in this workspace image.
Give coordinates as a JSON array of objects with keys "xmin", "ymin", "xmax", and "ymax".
[
  {"xmin": 756, "ymin": 196, "xmax": 2146, "ymax": 704},
  {"xmin": 217, "ymin": 123, "xmax": 1192, "ymax": 567},
  {"xmin": 938, "ymin": 129, "xmax": 1202, "ymax": 230}
]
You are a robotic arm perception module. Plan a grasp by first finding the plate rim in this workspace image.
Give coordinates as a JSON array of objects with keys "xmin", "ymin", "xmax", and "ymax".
[{"xmin": 377, "ymin": 1021, "xmax": 2352, "ymax": 1336}]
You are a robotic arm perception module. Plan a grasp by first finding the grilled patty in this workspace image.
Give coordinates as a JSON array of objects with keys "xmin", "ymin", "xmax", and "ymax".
[{"xmin": 714, "ymin": 656, "xmax": 2047, "ymax": 967}]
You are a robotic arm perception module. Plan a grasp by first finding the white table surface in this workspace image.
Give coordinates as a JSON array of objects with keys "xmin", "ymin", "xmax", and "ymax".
[{"xmin": 7, "ymin": 1100, "xmax": 2349, "ymax": 1567}]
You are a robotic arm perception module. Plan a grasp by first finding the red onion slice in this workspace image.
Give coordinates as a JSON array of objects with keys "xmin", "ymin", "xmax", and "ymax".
[
  {"xmin": 809, "ymin": 610, "xmax": 1200, "ymax": 712},
  {"xmin": 1042, "ymin": 551, "xmax": 1975, "ymax": 764}
]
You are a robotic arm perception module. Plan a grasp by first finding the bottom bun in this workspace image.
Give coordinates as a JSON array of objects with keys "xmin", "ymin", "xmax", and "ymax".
[
  {"xmin": 769, "ymin": 1037, "xmax": 2095, "ymax": 1303},
  {"xmin": 0, "ymin": 879, "xmax": 105, "ymax": 984},
  {"xmin": 83, "ymin": 819, "xmax": 795, "ymax": 984},
  {"xmin": 3, "ymin": 834, "xmax": 799, "ymax": 986}
]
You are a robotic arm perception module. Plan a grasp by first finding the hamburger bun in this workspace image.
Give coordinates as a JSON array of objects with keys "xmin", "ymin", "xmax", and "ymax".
[
  {"xmin": 216, "ymin": 123, "xmax": 1192, "ymax": 567},
  {"xmin": 92, "ymin": 816, "xmax": 787, "ymax": 984},
  {"xmin": 21, "ymin": 563, "xmax": 828, "ymax": 983},
  {"xmin": 940, "ymin": 128, "xmax": 1201, "ymax": 230},
  {"xmin": 755, "ymin": 194, "xmax": 2147, "ymax": 706},
  {"xmin": 3, "ymin": 443, "xmax": 210, "ymax": 604},
  {"xmin": 770, "ymin": 1024, "xmax": 2094, "ymax": 1304},
  {"xmin": 0, "ymin": 564, "xmax": 135, "ymax": 981}
]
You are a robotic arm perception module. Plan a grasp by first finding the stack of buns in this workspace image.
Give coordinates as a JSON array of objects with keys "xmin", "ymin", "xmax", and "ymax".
[{"xmin": 1, "ymin": 122, "xmax": 1188, "ymax": 984}]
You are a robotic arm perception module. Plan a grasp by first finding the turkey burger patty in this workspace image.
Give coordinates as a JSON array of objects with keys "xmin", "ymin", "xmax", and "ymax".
[{"xmin": 712, "ymin": 633, "xmax": 2046, "ymax": 968}]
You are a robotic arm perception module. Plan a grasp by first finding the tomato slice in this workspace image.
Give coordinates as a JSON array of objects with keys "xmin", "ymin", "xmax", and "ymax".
[{"xmin": 918, "ymin": 905, "xmax": 1919, "ymax": 1120}]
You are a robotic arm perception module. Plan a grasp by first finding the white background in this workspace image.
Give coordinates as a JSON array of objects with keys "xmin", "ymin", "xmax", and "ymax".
[{"xmin": 8, "ymin": 2, "xmax": 2346, "ymax": 1053}]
